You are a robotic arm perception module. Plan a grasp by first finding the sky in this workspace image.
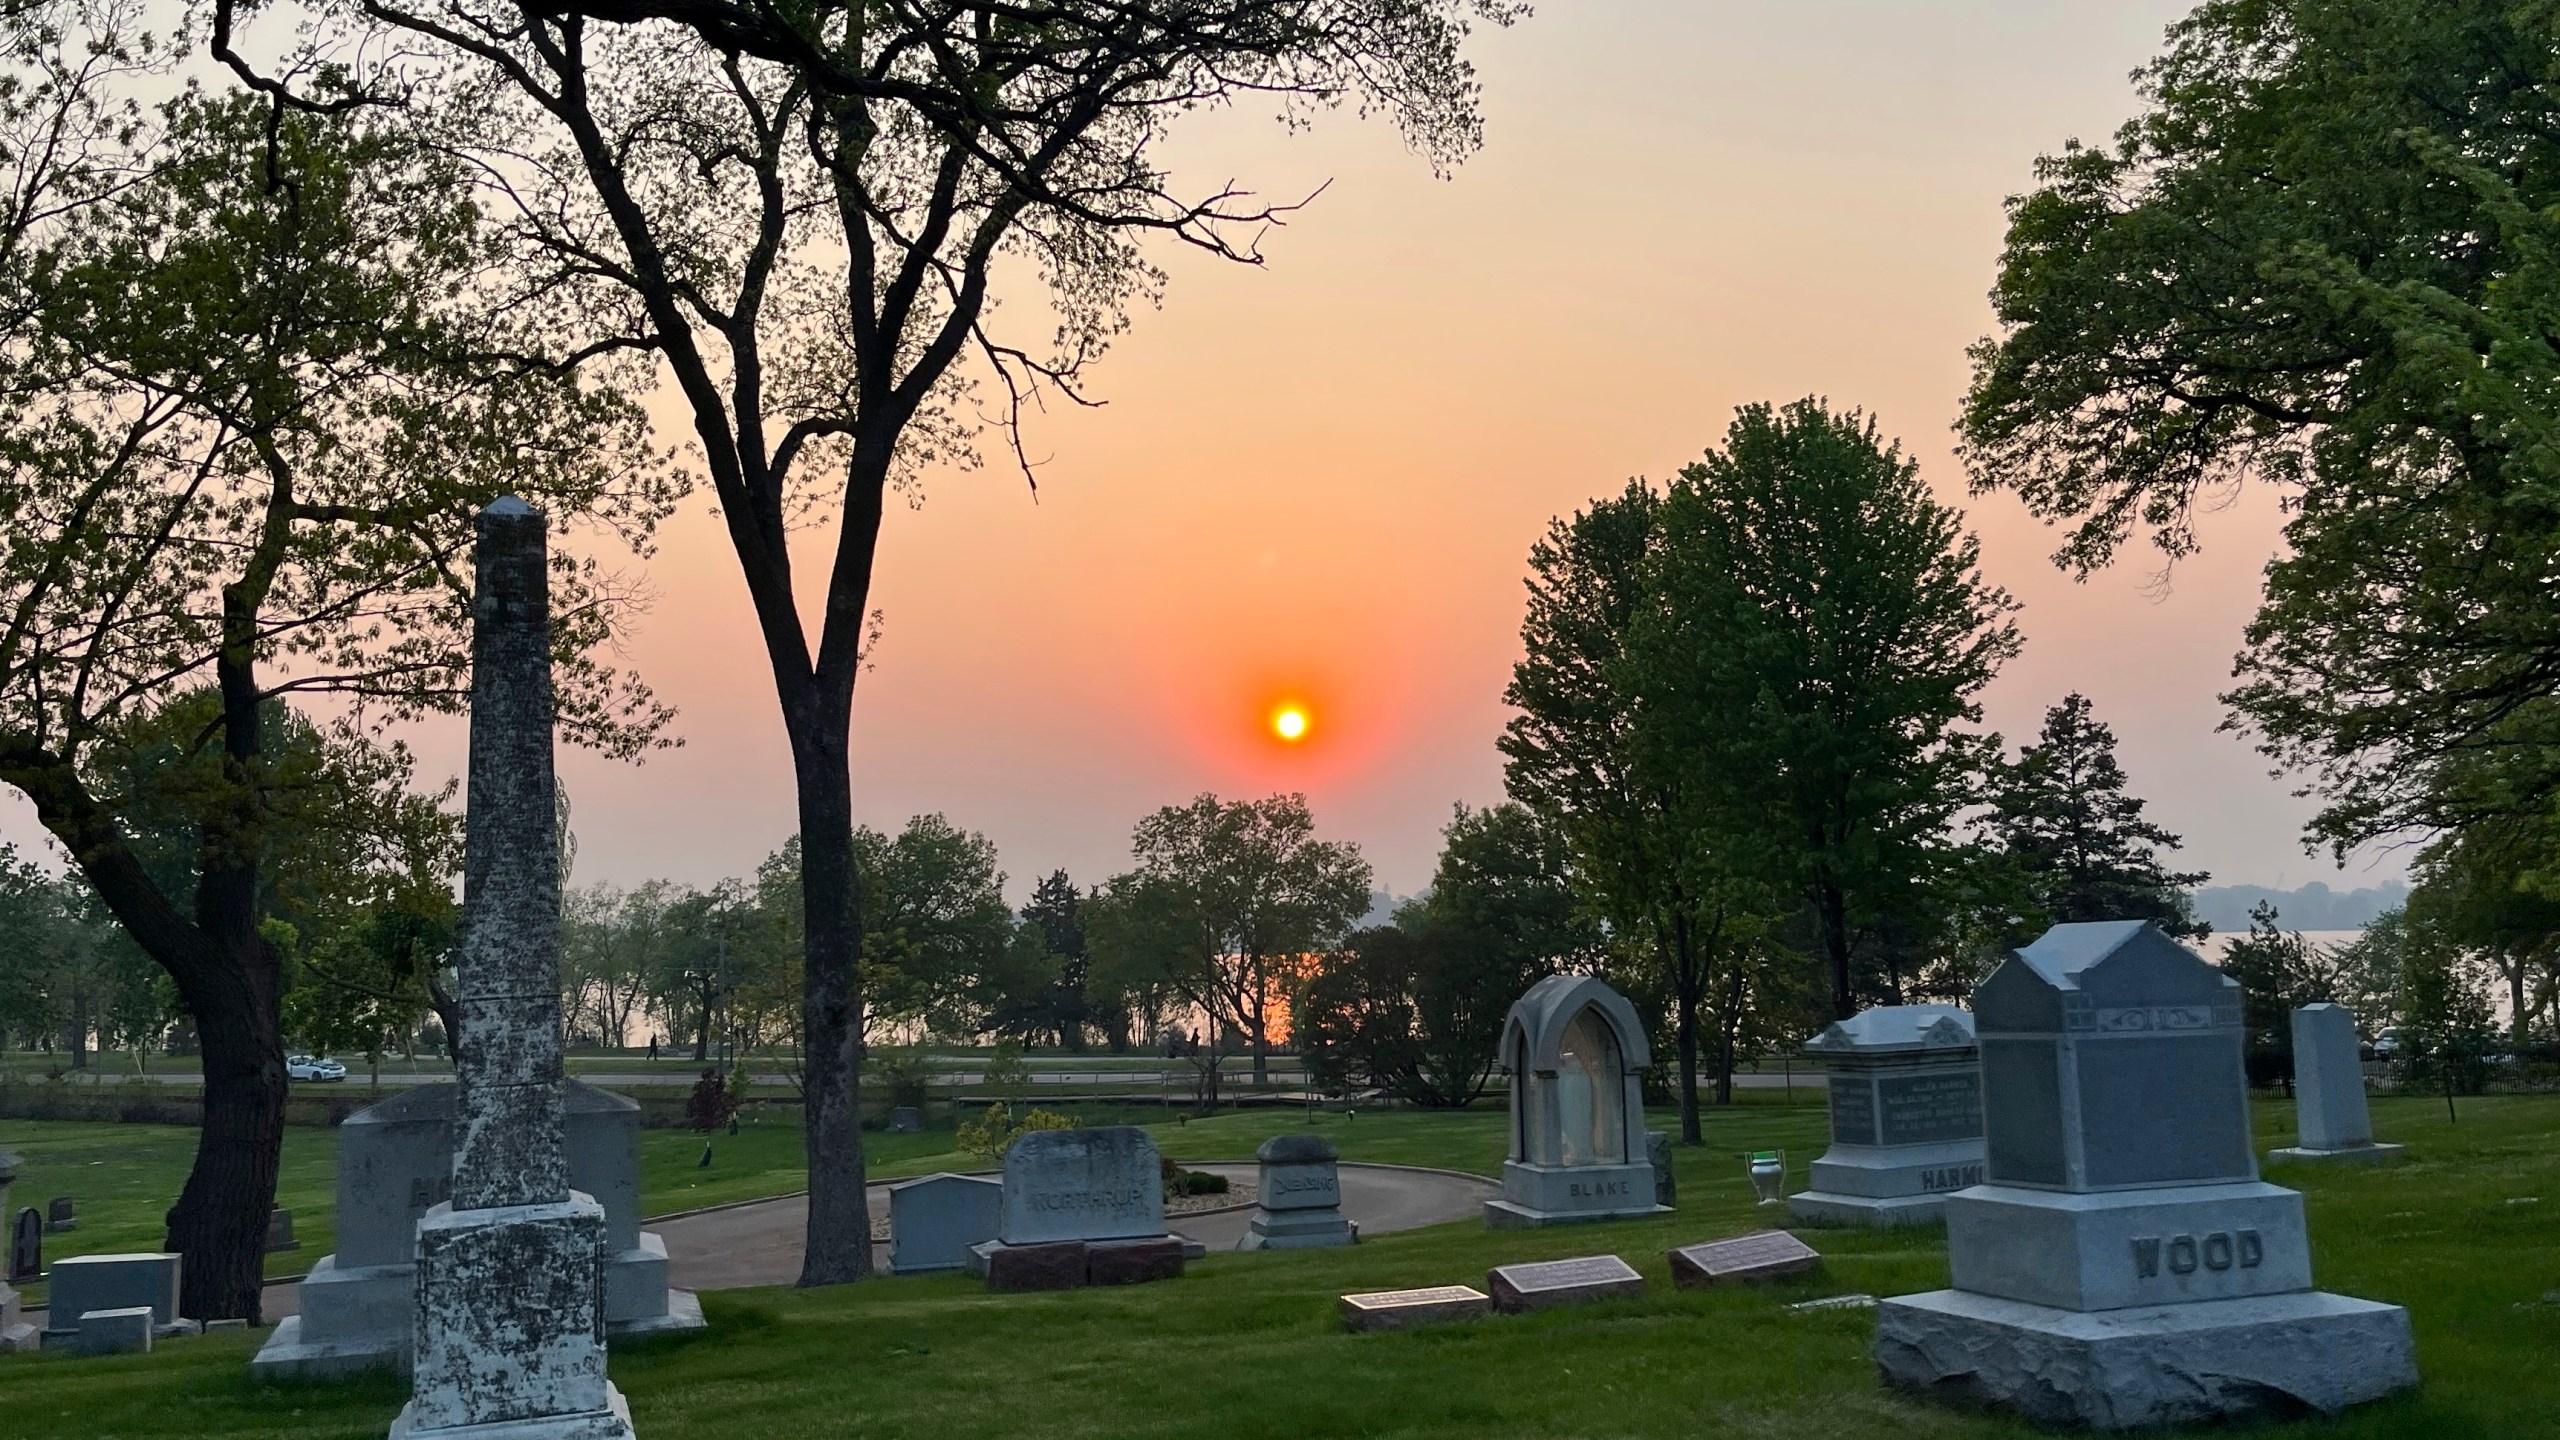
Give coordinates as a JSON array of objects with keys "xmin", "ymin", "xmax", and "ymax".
[{"xmin": 4, "ymin": 0, "xmax": 2413, "ymax": 903}]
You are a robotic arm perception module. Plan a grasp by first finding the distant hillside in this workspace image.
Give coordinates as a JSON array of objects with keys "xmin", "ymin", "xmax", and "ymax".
[{"xmin": 2191, "ymin": 880, "xmax": 2408, "ymax": 933}]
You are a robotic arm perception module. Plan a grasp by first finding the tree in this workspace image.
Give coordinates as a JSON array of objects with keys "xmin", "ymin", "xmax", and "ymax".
[
  {"xmin": 1295, "ymin": 805, "xmax": 1589, "ymax": 1108},
  {"xmin": 227, "ymin": 0, "xmax": 1520, "ymax": 1287},
  {"xmin": 1500, "ymin": 482, "xmax": 1765, "ymax": 1140},
  {"xmin": 1961, "ymin": 0, "xmax": 2560, "ymax": 859},
  {"xmin": 1016, "ymin": 869, "xmax": 1091, "ymax": 1049},
  {"xmin": 563, "ymin": 881, "xmax": 679, "ymax": 1049},
  {"xmin": 1121, "ymin": 793, "xmax": 1373, "ymax": 1085},
  {"xmin": 2410, "ymin": 820, "xmax": 2560, "ymax": 1048},
  {"xmin": 2215, "ymin": 901, "xmax": 2347, "ymax": 1086},
  {"xmin": 1080, "ymin": 875, "xmax": 1186, "ymax": 1053},
  {"xmin": 2343, "ymin": 905, "xmax": 2503, "ymax": 1114},
  {"xmin": 0, "ymin": 43, "xmax": 671, "ymax": 1318},
  {"xmin": 1987, "ymin": 694, "xmax": 2208, "ymax": 939},
  {"xmin": 857, "ymin": 815, "xmax": 1015, "ymax": 1038},
  {"xmin": 1635, "ymin": 400, "xmax": 2020, "ymax": 1020}
]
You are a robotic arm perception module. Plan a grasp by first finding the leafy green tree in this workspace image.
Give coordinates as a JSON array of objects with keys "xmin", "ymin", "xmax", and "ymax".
[
  {"xmin": 1635, "ymin": 400, "xmax": 2020, "ymax": 1020},
  {"xmin": 2344, "ymin": 905, "xmax": 2504, "ymax": 1112},
  {"xmin": 229, "ymin": 0, "xmax": 1517, "ymax": 1286},
  {"xmin": 1295, "ymin": 805, "xmax": 1592, "ymax": 1108},
  {"xmin": 1119, "ymin": 793, "xmax": 1373, "ymax": 1085},
  {"xmin": 0, "ymin": 49, "xmax": 672, "ymax": 1317},
  {"xmin": 1987, "ymin": 694, "xmax": 2208, "ymax": 939},
  {"xmin": 1014, "ymin": 870, "xmax": 1091, "ymax": 1050},
  {"xmin": 857, "ymin": 815, "xmax": 1015, "ymax": 1038},
  {"xmin": 1961, "ymin": 0, "xmax": 2560, "ymax": 859},
  {"xmin": 1080, "ymin": 875, "xmax": 1188, "ymax": 1053},
  {"xmin": 2410, "ymin": 820, "xmax": 2560, "ymax": 1047},
  {"xmin": 2215, "ymin": 902, "xmax": 2347, "ymax": 1084},
  {"xmin": 1500, "ymin": 482, "xmax": 1769, "ymax": 1139}
]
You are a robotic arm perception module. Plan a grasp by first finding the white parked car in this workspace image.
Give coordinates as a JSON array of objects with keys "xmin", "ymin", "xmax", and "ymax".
[{"xmin": 287, "ymin": 1055, "xmax": 347, "ymax": 1082}]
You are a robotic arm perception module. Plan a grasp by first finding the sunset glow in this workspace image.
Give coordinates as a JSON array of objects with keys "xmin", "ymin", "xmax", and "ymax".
[{"xmin": 1273, "ymin": 706, "xmax": 1309, "ymax": 742}]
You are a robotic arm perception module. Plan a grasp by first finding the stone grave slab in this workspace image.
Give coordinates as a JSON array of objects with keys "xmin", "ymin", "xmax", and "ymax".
[
  {"xmin": 888, "ymin": 1106, "xmax": 924, "ymax": 1133},
  {"xmin": 2268, "ymin": 1004, "xmax": 2405, "ymax": 1167},
  {"xmin": 1485, "ymin": 1254, "xmax": 1645, "ymax": 1314},
  {"xmin": 984, "ymin": 1240, "xmax": 1089, "ymax": 1292},
  {"xmin": 1339, "ymin": 1285, "xmax": 1491, "ymax": 1332},
  {"xmin": 45, "ymin": 1196, "xmax": 76, "ymax": 1232},
  {"xmin": 266, "ymin": 1208, "xmax": 299, "ymax": 1252},
  {"xmin": 1086, "ymin": 1237, "xmax": 1186, "ymax": 1287},
  {"xmin": 1669, "ymin": 1229, "xmax": 1821, "ymax": 1288},
  {"xmin": 44, "ymin": 1253, "xmax": 179, "ymax": 1338},
  {"xmin": 8, "ymin": 1206, "xmax": 36, "ymax": 1282},
  {"xmin": 997, "ymin": 1127, "xmax": 1164, "ymax": 1245},
  {"xmin": 1875, "ymin": 920, "xmax": 2418, "ymax": 1429},
  {"xmin": 887, "ymin": 1172, "xmax": 1003, "ymax": 1275},
  {"xmin": 72, "ymin": 1306, "xmax": 153, "ymax": 1357},
  {"xmin": 1243, "ymin": 1133, "xmax": 1353, "ymax": 1251}
]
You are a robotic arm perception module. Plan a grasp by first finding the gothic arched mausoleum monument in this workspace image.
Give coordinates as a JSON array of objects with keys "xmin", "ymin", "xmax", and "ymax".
[{"xmin": 1484, "ymin": 974, "xmax": 1670, "ymax": 1229}]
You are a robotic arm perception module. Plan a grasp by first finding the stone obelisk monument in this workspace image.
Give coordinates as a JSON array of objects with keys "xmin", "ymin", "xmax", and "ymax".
[{"xmin": 390, "ymin": 498, "xmax": 637, "ymax": 1440}]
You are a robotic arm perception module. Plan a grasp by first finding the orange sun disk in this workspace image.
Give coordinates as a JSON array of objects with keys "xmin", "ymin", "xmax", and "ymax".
[{"xmin": 1273, "ymin": 706, "xmax": 1309, "ymax": 742}]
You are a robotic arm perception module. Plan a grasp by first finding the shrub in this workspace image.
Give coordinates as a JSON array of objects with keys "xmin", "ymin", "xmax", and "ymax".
[{"xmin": 954, "ymin": 1101, "xmax": 1079, "ymax": 1161}]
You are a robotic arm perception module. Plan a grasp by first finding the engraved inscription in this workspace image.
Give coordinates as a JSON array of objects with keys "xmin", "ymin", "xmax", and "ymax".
[
  {"xmin": 2131, "ymin": 1227, "xmax": 2262, "ymax": 1279},
  {"xmin": 1828, "ymin": 1076, "xmax": 1877, "ymax": 1146},
  {"xmin": 1500, "ymin": 1255, "xmax": 1639, "ymax": 1291},
  {"xmin": 1567, "ymin": 1179, "xmax": 1632, "ymax": 1200},
  {"xmin": 1349, "ymin": 1285, "xmax": 1482, "ymax": 1307},
  {"xmin": 1272, "ymin": 1173, "xmax": 1338, "ymax": 1197},
  {"xmin": 1918, "ymin": 1163, "xmax": 1983, "ymax": 1192},
  {"xmin": 1876, "ymin": 1072, "xmax": 1982, "ymax": 1147},
  {"xmin": 1028, "ymin": 1187, "xmax": 1148, "ymax": 1216}
]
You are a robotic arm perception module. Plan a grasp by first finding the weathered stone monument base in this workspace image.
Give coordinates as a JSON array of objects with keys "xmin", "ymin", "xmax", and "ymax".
[
  {"xmin": 2266, "ymin": 1141, "xmax": 2406, "ymax": 1167},
  {"xmin": 1241, "ymin": 1207, "xmax": 1354, "ymax": 1249},
  {"xmin": 388, "ymin": 1196, "xmax": 636, "ymax": 1440},
  {"xmin": 1874, "ymin": 1287, "xmax": 2418, "ymax": 1429},
  {"xmin": 1789, "ymin": 1138, "xmax": 1985, "ymax": 1227},
  {"xmin": 1482, "ymin": 1161, "xmax": 1669, "ymax": 1229}
]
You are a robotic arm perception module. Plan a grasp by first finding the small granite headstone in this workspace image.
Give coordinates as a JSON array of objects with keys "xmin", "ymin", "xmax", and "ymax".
[
  {"xmin": 72, "ymin": 1305, "xmax": 153, "ymax": 1357},
  {"xmin": 1669, "ymin": 1230, "xmax": 1821, "ymax": 1288},
  {"xmin": 887, "ymin": 1173, "xmax": 1002, "ymax": 1275},
  {"xmin": 888, "ymin": 1106, "xmax": 924, "ymax": 1134},
  {"xmin": 45, "ymin": 1195, "xmax": 76, "ymax": 1232},
  {"xmin": 1339, "ymin": 1285, "xmax": 1492, "ymax": 1332},
  {"xmin": 1645, "ymin": 1131, "xmax": 1676, "ymax": 1207},
  {"xmin": 266, "ymin": 1207, "xmax": 300, "ymax": 1253},
  {"xmin": 0, "ymin": 1152, "xmax": 29, "ymax": 1352},
  {"xmin": 1485, "ymin": 1254, "xmax": 1645, "ymax": 1314},
  {"xmin": 2267, "ymin": 1004, "xmax": 2405, "ymax": 1167},
  {"xmin": 1242, "ymin": 1133, "xmax": 1353, "ymax": 1250},
  {"xmin": 1873, "ymin": 921, "xmax": 2419, "ymax": 1430},
  {"xmin": 8, "ymin": 1205, "xmax": 36, "ymax": 1282}
]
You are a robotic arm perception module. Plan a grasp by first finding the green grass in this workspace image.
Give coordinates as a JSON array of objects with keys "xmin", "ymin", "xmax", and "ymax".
[{"xmin": 9, "ymin": 1093, "xmax": 2558, "ymax": 1438}]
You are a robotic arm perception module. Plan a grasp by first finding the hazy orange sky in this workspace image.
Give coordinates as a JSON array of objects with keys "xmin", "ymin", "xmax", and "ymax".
[{"xmin": 9, "ymin": 1, "xmax": 2408, "ymax": 904}]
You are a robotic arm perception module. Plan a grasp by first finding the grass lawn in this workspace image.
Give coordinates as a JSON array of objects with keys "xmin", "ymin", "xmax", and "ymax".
[{"xmin": 9, "ymin": 1090, "xmax": 2558, "ymax": 1437}]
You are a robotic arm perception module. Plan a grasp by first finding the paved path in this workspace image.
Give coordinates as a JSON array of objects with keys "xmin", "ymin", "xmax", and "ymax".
[{"xmin": 232, "ymin": 1160, "xmax": 1495, "ymax": 1321}]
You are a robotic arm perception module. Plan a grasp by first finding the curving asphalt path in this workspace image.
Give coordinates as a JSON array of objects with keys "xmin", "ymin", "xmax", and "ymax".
[
  {"xmin": 655, "ymin": 1160, "xmax": 1495, "ymax": 1292},
  {"xmin": 228, "ymin": 1161, "xmax": 1494, "ymax": 1323}
]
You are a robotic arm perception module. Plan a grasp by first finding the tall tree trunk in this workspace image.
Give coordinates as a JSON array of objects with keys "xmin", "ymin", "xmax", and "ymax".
[
  {"xmin": 68, "ymin": 987, "xmax": 87, "ymax": 1069},
  {"xmin": 1814, "ymin": 866, "xmax": 1854, "ymax": 1020},
  {"xmin": 791, "ymin": 710, "xmax": 870, "ymax": 1285},
  {"xmin": 1714, "ymin": 966, "xmax": 1746, "ymax": 1106},
  {"xmin": 1667, "ymin": 917, "xmax": 1701, "ymax": 1144}
]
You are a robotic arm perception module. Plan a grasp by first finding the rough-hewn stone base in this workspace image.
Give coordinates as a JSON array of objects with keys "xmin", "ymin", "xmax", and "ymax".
[
  {"xmin": 388, "ymin": 1383, "xmax": 638, "ymax": 1440},
  {"xmin": 2265, "ymin": 1143, "xmax": 2406, "ymax": 1167},
  {"xmin": 1787, "ymin": 1189, "xmax": 1950, "ymax": 1228},
  {"xmin": 1481, "ymin": 1199, "xmax": 1671, "ymax": 1230},
  {"xmin": 1874, "ymin": 1288, "xmax": 2418, "ymax": 1430}
]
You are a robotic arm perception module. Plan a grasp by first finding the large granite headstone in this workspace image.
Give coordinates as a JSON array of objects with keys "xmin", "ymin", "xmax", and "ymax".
[
  {"xmin": 1240, "ymin": 1134, "xmax": 1353, "ymax": 1250},
  {"xmin": 1873, "ymin": 921, "xmax": 2419, "ymax": 1429},
  {"xmin": 0, "ymin": 1150, "xmax": 31, "ymax": 1351},
  {"xmin": 2267, "ymin": 1004, "xmax": 2405, "ymax": 1166},
  {"xmin": 967, "ymin": 1127, "xmax": 1183, "ymax": 1288},
  {"xmin": 1789, "ymin": 1005, "xmax": 1985, "ymax": 1227},
  {"xmin": 42, "ymin": 1252, "xmax": 181, "ymax": 1342},
  {"xmin": 251, "ymin": 1079, "xmax": 702, "ymax": 1379},
  {"xmin": 887, "ymin": 1173, "xmax": 1003, "ymax": 1274},
  {"xmin": 1483, "ymin": 974, "xmax": 1669, "ymax": 1228},
  {"xmin": 387, "ymin": 499, "xmax": 635, "ymax": 1440}
]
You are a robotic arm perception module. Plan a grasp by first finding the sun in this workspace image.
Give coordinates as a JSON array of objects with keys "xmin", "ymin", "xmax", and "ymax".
[{"xmin": 1273, "ymin": 706, "xmax": 1310, "ymax": 742}]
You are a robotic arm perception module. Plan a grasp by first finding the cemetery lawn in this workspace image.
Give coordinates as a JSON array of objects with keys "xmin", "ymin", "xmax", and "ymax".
[{"xmin": 12, "ymin": 1091, "xmax": 2560, "ymax": 1440}]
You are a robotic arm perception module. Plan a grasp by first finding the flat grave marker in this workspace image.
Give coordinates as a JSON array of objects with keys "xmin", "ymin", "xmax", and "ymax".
[
  {"xmin": 1485, "ymin": 1253, "xmax": 1645, "ymax": 1314},
  {"xmin": 1669, "ymin": 1229, "xmax": 1821, "ymax": 1288},
  {"xmin": 1339, "ymin": 1285, "xmax": 1492, "ymax": 1332}
]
